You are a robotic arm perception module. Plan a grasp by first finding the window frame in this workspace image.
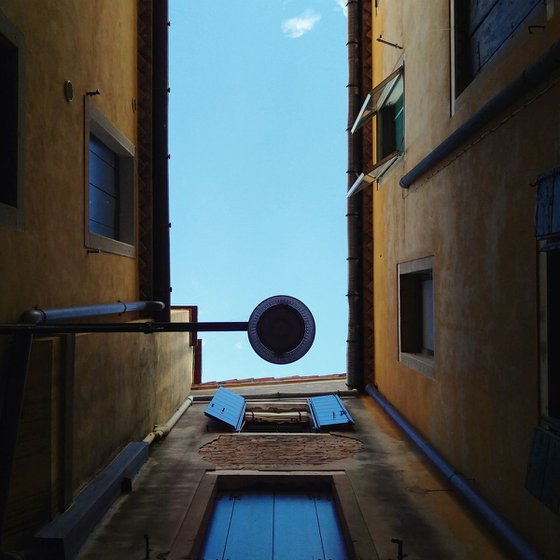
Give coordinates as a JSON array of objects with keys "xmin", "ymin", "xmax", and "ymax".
[
  {"xmin": 450, "ymin": 0, "xmax": 544, "ymax": 101},
  {"xmin": 172, "ymin": 472, "xmax": 377, "ymax": 560},
  {"xmin": 536, "ymin": 166, "xmax": 560, "ymax": 422},
  {"xmin": 0, "ymin": 11, "xmax": 25, "ymax": 230},
  {"xmin": 201, "ymin": 487, "xmax": 348, "ymax": 559},
  {"xmin": 84, "ymin": 99, "xmax": 136, "ymax": 257},
  {"xmin": 398, "ymin": 256, "xmax": 435, "ymax": 377},
  {"xmin": 350, "ymin": 66, "xmax": 404, "ymax": 188}
]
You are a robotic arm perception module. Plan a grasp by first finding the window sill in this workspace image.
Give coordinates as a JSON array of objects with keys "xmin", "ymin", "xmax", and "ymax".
[
  {"xmin": 377, "ymin": 153, "xmax": 404, "ymax": 189},
  {"xmin": 0, "ymin": 202, "xmax": 24, "ymax": 230},
  {"xmin": 86, "ymin": 231, "xmax": 136, "ymax": 258},
  {"xmin": 399, "ymin": 352, "xmax": 434, "ymax": 378}
]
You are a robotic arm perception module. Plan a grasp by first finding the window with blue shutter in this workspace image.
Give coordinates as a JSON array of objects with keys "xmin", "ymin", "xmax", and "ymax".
[
  {"xmin": 89, "ymin": 134, "xmax": 119, "ymax": 239},
  {"xmin": 535, "ymin": 166, "xmax": 560, "ymax": 245},
  {"xmin": 529, "ymin": 167, "xmax": 560, "ymax": 512},
  {"xmin": 454, "ymin": 0, "xmax": 543, "ymax": 96},
  {"xmin": 204, "ymin": 387, "xmax": 247, "ymax": 432},
  {"xmin": 201, "ymin": 489, "xmax": 348, "ymax": 560},
  {"xmin": 308, "ymin": 395, "xmax": 354, "ymax": 430},
  {"xmin": 85, "ymin": 102, "xmax": 135, "ymax": 257}
]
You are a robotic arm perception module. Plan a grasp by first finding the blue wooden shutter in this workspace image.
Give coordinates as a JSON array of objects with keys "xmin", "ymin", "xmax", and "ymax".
[
  {"xmin": 308, "ymin": 395, "xmax": 354, "ymax": 430},
  {"xmin": 525, "ymin": 427, "xmax": 560, "ymax": 515},
  {"xmin": 201, "ymin": 490, "xmax": 348, "ymax": 560},
  {"xmin": 467, "ymin": 0, "xmax": 541, "ymax": 76},
  {"xmin": 203, "ymin": 387, "xmax": 247, "ymax": 432},
  {"xmin": 536, "ymin": 166, "xmax": 560, "ymax": 242},
  {"xmin": 89, "ymin": 134, "xmax": 119, "ymax": 239}
]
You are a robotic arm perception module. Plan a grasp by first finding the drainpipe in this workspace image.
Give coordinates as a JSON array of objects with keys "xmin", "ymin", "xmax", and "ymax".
[
  {"xmin": 152, "ymin": 0, "xmax": 171, "ymax": 322},
  {"xmin": 143, "ymin": 395, "xmax": 193, "ymax": 445},
  {"xmin": 366, "ymin": 385, "xmax": 542, "ymax": 560},
  {"xmin": 346, "ymin": 0, "xmax": 363, "ymax": 389}
]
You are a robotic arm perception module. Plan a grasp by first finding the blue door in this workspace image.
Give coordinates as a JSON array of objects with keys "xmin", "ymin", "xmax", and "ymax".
[{"xmin": 201, "ymin": 489, "xmax": 348, "ymax": 560}]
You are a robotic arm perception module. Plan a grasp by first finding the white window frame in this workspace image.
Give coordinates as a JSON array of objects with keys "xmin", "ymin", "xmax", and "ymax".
[
  {"xmin": 84, "ymin": 100, "xmax": 136, "ymax": 257},
  {"xmin": 398, "ymin": 256, "xmax": 435, "ymax": 377},
  {"xmin": 350, "ymin": 66, "xmax": 404, "ymax": 192}
]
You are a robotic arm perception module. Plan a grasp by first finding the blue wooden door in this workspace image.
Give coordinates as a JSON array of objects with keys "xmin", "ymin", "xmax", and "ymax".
[{"xmin": 201, "ymin": 489, "xmax": 348, "ymax": 560}]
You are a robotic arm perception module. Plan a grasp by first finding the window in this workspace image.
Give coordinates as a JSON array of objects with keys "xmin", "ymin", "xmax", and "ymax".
[
  {"xmin": 536, "ymin": 166, "xmax": 560, "ymax": 423},
  {"xmin": 0, "ymin": 12, "xmax": 24, "ymax": 229},
  {"xmin": 349, "ymin": 66, "xmax": 403, "ymax": 195},
  {"xmin": 543, "ymin": 248, "xmax": 560, "ymax": 421},
  {"xmin": 377, "ymin": 76, "xmax": 404, "ymax": 160},
  {"xmin": 527, "ymin": 167, "xmax": 560, "ymax": 513},
  {"xmin": 398, "ymin": 256, "xmax": 435, "ymax": 376},
  {"xmin": 85, "ymin": 101, "xmax": 135, "ymax": 256},
  {"xmin": 204, "ymin": 387, "xmax": 354, "ymax": 433},
  {"xmin": 201, "ymin": 488, "xmax": 348, "ymax": 560},
  {"xmin": 453, "ymin": 0, "xmax": 543, "ymax": 97},
  {"xmin": 173, "ymin": 472, "xmax": 374, "ymax": 559}
]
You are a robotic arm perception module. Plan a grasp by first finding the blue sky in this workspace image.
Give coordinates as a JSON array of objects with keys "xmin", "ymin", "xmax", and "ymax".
[{"xmin": 169, "ymin": 0, "xmax": 348, "ymax": 381}]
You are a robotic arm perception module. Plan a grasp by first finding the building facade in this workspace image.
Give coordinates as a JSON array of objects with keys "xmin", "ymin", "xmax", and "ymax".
[
  {"xmin": 348, "ymin": 1, "xmax": 560, "ymax": 558},
  {"xmin": 0, "ymin": 0, "xmax": 195, "ymax": 551}
]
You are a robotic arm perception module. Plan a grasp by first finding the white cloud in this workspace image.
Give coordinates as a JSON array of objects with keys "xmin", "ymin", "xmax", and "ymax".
[
  {"xmin": 234, "ymin": 340, "xmax": 244, "ymax": 351},
  {"xmin": 282, "ymin": 9, "xmax": 321, "ymax": 39},
  {"xmin": 335, "ymin": 0, "xmax": 348, "ymax": 17}
]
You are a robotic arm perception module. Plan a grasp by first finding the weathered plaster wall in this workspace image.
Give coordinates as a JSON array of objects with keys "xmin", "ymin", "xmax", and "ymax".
[
  {"xmin": 369, "ymin": 2, "xmax": 560, "ymax": 557},
  {"xmin": 0, "ymin": 0, "xmax": 139, "ymax": 321},
  {"xmin": 3, "ymin": 311, "xmax": 193, "ymax": 549},
  {"xmin": 78, "ymin": 392, "xmax": 509, "ymax": 559},
  {"xmin": 73, "ymin": 310, "xmax": 194, "ymax": 493},
  {"xmin": 0, "ymin": 2, "xmax": 196, "ymax": 550}
]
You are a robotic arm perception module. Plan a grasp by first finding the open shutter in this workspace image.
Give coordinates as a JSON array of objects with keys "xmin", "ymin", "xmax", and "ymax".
[{"xmin": 203, "ymin": 387, "xmax": 246, "ymax": 432}]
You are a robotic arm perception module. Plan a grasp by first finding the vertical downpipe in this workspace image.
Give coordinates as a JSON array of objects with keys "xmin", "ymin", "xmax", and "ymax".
[
  {"xmin": 346, "ymin": 0, "xmax": 363, "ymax": 389},
  {"xmin": 152, "ymin": 0, "xmax": 171, "ymax": 322}
]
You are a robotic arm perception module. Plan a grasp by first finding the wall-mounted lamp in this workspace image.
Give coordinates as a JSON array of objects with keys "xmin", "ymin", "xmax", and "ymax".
[{"xmin": 0, "ymin": 296, "xmax": 316, "ymax": 365}]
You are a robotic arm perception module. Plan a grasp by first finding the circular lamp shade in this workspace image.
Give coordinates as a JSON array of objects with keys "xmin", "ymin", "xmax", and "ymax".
[{"xmin": 248, "ymin": 295, "xmax": 315, "ymax": 364}]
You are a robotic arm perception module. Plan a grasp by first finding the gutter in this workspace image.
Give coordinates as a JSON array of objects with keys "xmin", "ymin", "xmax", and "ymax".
[
  {"xmin": 346, "ymin": 0, "xmax": 363, "ymax": 389},
  {"xmin": 400, "ymin": 40, "xmax": 560, "ymax": 189},
  {"xmin": 152, "ymin": 0, "xmax": 171, "ymax": 322},
  {"xmin": 366, "ymin": 385, "xmax": 542, "ymax": 560}
]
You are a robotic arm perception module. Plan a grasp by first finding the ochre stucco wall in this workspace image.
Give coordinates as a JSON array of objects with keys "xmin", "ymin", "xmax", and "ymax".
[
  {"xmin": 3, "ymin": 311, "xmax": 194, "ymax": 549},
  {"xmin": 0, "ymin": 0, "xmax": 139, "ymax": 321},
  {"xmin": 368, "ymin": 2, "xmax": 560, "ymax": 557},
  {"xmin": 72, "ymin": 310, "xmax": 194, "ymax": 494},
  {"xmin": 0, "ymin": 2, "xmax": 196, "ymax": 550}
]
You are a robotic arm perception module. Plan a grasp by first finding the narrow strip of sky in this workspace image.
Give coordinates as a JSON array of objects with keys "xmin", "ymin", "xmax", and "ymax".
[{"xmin": 169, "ymin": 0, "xmax": 348, "ymax": 381}]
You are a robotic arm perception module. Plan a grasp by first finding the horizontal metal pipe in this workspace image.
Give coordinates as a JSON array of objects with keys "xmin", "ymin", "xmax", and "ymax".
[
  {"xmin": 18, "ymin": 301, "xmax": 165, "ymax": 325},
  {"xmin": 0, "ymin": 322, "xmax": 249, "ymax": 335},
  {"xmin": 400, "ymin": 40, "xmax": 560, "ymax": 188},
  {"xmin": 366, "ymin": 385, "xmax": 542, "ymax": 560}
]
